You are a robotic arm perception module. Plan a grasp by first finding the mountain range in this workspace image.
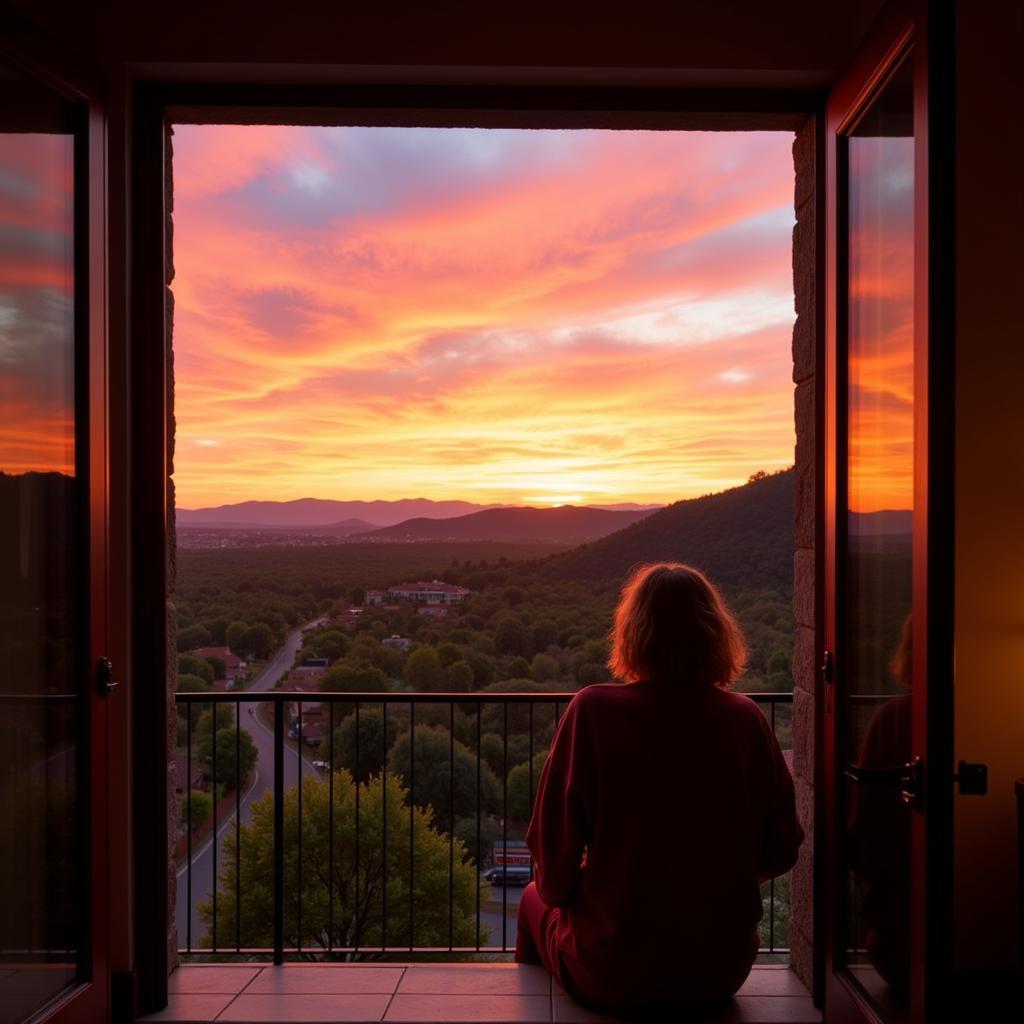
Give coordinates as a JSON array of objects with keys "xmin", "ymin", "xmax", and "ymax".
[
  {"xmin": 176, "ymin": 497, "xmax": 662, "ymax": 531},
  {"xmin": 353, "ymin": 505, "xmax": 653, "ymax": 543}
]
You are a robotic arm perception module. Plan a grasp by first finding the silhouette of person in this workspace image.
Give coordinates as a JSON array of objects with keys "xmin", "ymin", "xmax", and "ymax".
[
  {"xmin": 848, "ymin": 615, "xmax": 913, "ymax": 1000},
  {"xmin": 514, "ymin": 563, "xmax": 803, "ymax": 1015}
]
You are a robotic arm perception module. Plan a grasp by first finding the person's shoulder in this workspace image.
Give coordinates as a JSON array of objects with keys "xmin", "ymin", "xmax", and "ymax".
[
  {"xmin": 566, "ymin": 681, "xmax": 631, "ymax": 713},
  {"xmin": 712, "ymin": 688, "xmax": 776, "ymax": 729}
]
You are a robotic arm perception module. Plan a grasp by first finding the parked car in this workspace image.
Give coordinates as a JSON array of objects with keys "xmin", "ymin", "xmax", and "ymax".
[
  {"xmin": 483, "ymin": 865, "xmax": 531, "ymax": 886},
  {"xmin": 312, "ymin": 759, "xmax": 330, "ymax": 772}
]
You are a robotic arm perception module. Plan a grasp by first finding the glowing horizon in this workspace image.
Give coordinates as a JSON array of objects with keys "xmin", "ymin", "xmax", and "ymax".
[{"xmin": 170, "ymin": 126, "xmax": 798, "ymax": 508}]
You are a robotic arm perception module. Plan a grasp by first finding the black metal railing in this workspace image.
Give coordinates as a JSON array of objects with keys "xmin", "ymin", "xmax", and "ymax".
[{"xmin": 174, "ymin": 689, "xmax": 793, "ymax": 961}]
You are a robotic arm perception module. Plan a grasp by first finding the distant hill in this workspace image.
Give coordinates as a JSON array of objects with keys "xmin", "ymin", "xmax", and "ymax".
[
  {"xmin": 177, "ymin": 497, "xmax": 508, "ymax": 529},
  {"xmin": 535, "ymin": 469, "xmax": 794, "ymax": 597},
  {"xmin": 849, "ymin": 509, "xmax": 912, "ymax": 536},
  {"xmin": 357, "ymin": 505, "xmax": 654, "ymax": 543}
]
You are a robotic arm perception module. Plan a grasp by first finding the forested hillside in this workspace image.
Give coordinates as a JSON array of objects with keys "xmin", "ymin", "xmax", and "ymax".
[{"xmin": 537, "ymin": 468, "xmax": 793, "ymax": 597}]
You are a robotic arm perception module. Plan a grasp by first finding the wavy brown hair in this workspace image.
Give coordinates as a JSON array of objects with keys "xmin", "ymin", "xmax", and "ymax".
[{"xmin": 608, "ymin": 563, "xmax": 747, "ymax": 688}]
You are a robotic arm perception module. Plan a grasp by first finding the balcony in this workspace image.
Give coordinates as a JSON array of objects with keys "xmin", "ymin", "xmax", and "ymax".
[{"xmin": 163, "ymin": 691, "xmax": 811, "ymax": 1022}]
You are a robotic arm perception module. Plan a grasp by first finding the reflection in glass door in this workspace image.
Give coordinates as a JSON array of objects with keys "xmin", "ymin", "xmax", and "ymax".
[
  {"xmin": 0, "ymin": 59, "xmax": 84, "ymax": 1023},
  {"xmin": 840, "ymin": 52, "xmax": 915, "ymax": 1024}
]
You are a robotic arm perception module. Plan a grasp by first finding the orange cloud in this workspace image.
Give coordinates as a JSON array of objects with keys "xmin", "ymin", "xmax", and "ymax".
[{"xmin": 170, "ymin": 127, "xmax": 796, "ymax": 507}]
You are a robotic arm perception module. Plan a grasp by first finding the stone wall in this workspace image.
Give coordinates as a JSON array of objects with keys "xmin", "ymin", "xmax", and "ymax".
[{"xmin": 788, "ymin": 115, "xmax": 817, "ymax": 991}]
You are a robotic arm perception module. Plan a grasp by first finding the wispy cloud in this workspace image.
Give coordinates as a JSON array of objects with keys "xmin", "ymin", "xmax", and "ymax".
[{"xmin": 169, "ymin": 126, "xmax": 796, "ymax": 506}]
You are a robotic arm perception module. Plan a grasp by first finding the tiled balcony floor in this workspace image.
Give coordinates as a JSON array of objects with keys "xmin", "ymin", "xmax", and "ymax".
[{"xmin": 138, "ymin": 963, "xmax": 820, "ymax": 1023}]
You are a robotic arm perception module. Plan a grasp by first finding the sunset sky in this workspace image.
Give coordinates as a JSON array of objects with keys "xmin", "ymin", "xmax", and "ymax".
[{"xmin": 170, "ymin": 126, "xmax": 797, "ymax": 509}]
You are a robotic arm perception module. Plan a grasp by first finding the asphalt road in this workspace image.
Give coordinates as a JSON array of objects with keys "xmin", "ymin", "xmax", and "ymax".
[{"xmin": 176, "ymin": 619, "xmax": 323, "ymax": 950}]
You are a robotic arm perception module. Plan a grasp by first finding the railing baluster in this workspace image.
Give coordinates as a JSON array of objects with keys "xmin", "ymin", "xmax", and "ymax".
[
  {"xmin": 448, "ymin": 701, "xmax": 454, "ymax": 952},
  {"xmin": 382, "ymin": 701, "xmax": 387, "ymax": 952},
  {"xmin": 770, "ymin": 700, "xmax": 777, "ymax": 952},
  {"xmin": 235, "ymin": 698, "xmax": 241, "ymax": 953},
  {"xmin": 476, "ymin": 701, "xmax": 481, "ymax": 951},
  {"xmin": 502, "ymin": 701, "xmax": 508, "ymax": 951},
  {"xmin": 354, "ymin": 701, "xmax": 360, "ymax": 955},
  {"xmin": 273, "ymin": 699, "xmax": 284, "ymax": 965},
  {"xmin": 186, "ymin": 702, "xmax": 192, "ymax": 953},
  {"xmin": 328, "ymin": 701, "xmax": 334, "ymax": 954},
  {"xmin": 529, "ymin": 701, "xmax": 534, "ymax": 883},
  {"xmin": 297, "ymin": 700, "xmax": 303, "ymax": 955},
  {"xmin": 409, "ymin": 701, "xmax": 415, "ymax": 951},
  {"xmin": 212, "ymin": 700, "xmax": 218, "ymax": 952}
]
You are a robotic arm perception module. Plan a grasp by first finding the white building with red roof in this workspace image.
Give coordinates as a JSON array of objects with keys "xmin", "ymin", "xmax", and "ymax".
[{"xmin": 386, "ymin": 580, "xmax": 470, "ymax": 605}]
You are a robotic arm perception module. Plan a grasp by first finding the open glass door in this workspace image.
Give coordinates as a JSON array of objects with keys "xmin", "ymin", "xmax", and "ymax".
[
  {"xmin": 0, "ymin": 35, "xmax": 110, "ymax": 1024},
  {"xmin": 823, "ymin": 5, "xmax": 949, "ymax": 1023}
]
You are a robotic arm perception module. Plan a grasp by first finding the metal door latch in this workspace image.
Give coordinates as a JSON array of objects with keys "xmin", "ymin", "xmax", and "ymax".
[
  {"xmin": 97, "ymin": 656, "xmax": 119, "ymax": 697},
  {"xmin": 954, "ymin": 760, "xmax": 987, "ymax": 796}
]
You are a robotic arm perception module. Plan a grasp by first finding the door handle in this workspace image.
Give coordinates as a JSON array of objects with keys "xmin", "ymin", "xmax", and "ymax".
[
  {"xmin": 844, "ymin": 755, "xmax": 922, "ymax": 806},
  {"xmin": 96, "ymin": 657, "xmax": 119, "ymax": 697}
]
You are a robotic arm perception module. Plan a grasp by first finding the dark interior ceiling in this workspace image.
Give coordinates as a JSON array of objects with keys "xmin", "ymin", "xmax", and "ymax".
[{"xmin": 10, "ymin": 0, "xmax": 888, "ymax": 89}]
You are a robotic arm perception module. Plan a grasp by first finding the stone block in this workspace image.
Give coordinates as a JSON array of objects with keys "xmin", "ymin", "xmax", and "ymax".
[
  {"xmin": 794, "ymin": 777, "xmax": 815, "ymax": 836},
  {"xmin": 792, "ymin": 625, "xmax": 816, "ymax": 695},
  {"xmin": 793, "ymin": 117, "xmax": 816, "ymax": 211},
  {"xmin": 794, "ymin": 548, "xmax": 815, "ymax": 629},
  {"xmin": 792, "ymin": 311, "xmax": 815, "ymax": 385},
  {"xmin": 792, "ymin": 688, "xmax": 815, "ymax": 782},
  {"xmin": 795, "ymin": 439, "xmax": 815, "ymax": 549}
]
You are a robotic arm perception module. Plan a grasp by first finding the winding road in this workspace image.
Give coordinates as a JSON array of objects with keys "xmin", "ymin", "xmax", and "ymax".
[{"xmin": 175, "ymin": 619, "xmax": 323, "ymax": 950}]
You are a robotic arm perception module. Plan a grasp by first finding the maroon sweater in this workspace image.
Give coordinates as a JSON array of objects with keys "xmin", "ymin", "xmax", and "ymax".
[{"xmin": 526, "ymin": 680, "xmax": 803, "ymax": 1007}]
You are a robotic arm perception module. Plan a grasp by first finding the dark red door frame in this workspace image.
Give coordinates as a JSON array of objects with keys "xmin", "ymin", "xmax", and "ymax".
[
  {"xmin": 821, "ymin": 1, "xmax": 956, "ymax": 1022},
  {"xmin": 0, "ymin": 8, "xmax": 119, "ymax": 1024}
]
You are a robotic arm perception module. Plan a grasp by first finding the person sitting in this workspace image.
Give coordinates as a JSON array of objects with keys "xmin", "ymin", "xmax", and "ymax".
[{"xmin": 515, "ymin": 562, "xmax": 804, "ymax": 1015}]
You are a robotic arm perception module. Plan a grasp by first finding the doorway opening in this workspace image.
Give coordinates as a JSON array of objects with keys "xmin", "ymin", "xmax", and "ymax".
[{"xmin": 162, "ymin": 120, "xmax": 817, "ymax": 982}]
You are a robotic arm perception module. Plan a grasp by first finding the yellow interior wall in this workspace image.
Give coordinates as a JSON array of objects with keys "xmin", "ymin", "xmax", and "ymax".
[{"xmin": 953, "ymin": 0, "xmax": 1024, "ymax": 974}]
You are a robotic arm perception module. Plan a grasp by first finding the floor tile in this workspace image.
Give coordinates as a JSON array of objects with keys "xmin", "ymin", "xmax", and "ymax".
[
  {"xmin": 137, "ymin": 992, "xmax": 236, "ymax": 1022},
  {"xmin": 398, "ymin": 964, "xmax": 550, "ymax": 996},
  {"xmin": 247, "ymin": 966, "xmax": 404, "ymax": 994},
  {"xmin": 384, "ymin": 993, "xmax": 552, "ymax": 1022},
  {"xmin": 551, "ymin": 995, "xmax": 619, "ymax": 1023},
  {"xmin": 709, "ymin": 995, "xmax": 821, "ymax": 1023},
  {"xmin": 217, "ymin": 992, "xmax": 392, "ymax": 1022},
  {"xmin": 169, "ymin": 966, "xmax": 262, "ymax": 994},
  {"xmin": 736, "ymin": 968, "xmax": 811, "ymax": 998}
]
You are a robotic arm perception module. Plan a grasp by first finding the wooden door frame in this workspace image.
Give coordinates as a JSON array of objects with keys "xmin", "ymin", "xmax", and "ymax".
[
  {"xmin": 0, "ymin": 7, "xmax": 120, "ymax": 1023},
  {"xmin": 128, "ymin": 81, "xmax": 825, "ymax": 1009},
  {"xmin": 821, "ymin": 1, "xmax": 956, "ymax": 1021}
]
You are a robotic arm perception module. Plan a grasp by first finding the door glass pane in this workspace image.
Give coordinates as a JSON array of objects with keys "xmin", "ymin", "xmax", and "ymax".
[
  {"xmin": 842, "ymin": 54, "xmax": 914, "ymax": 1020},
  {"xmin": 0, "ymin": 59, "xmax": 81, "ymax": 1022}
]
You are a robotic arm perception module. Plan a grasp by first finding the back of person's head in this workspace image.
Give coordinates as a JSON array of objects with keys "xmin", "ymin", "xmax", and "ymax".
[{"xmin": 608, "ymin": 563, "xmax": 746, "ymax": 688}]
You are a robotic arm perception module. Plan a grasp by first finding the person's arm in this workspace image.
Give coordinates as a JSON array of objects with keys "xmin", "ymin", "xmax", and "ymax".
[
  {"xmin": 757, "ymin": 713, "xmax": 804, "ymax": 882},
  {"xmin": 526, "ymin": 694, "xmax": 592, "ymax": 907}
]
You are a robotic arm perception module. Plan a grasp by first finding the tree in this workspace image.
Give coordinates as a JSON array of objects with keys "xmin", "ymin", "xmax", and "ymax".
[
  {"xmin": 529, "ymin": 619, "xmax": 559, "ymax": 656},
  {"xmin": 198, "ymin": 771, "xmax": 488, "ymax": 952},
  {"xmin": 241, "ymin": 623, "xmax": 275, "ymax": 660},
  {"xmin": 446, "ymin": 660, "xmax": 474, "ymax": 692},
  {"xmin": 178, "ymin": 653, "xmax": 214, "ymax": 684},
  {"xmin": 176, "ymin": 672, "xmax": 211, "ymax": 693},
  {"xmin": 197, "ymin": 723, "xmax": 258, "ymax": 792},
  {"xmin": 203, "ymin": 616, "xmax": 232, "ymax": 645},
  {"xmin": 508, "ymin": 752, "xmax": 548, "ymax": 822},
  {"xmin": 404, "ymin": 647, "xmax": 446, "ymax": 691},
  {"xmin": 319, "ymin": 706, "xmax": 407, "ymax": 784},
  {"xmin": 436, "ymin": 642, "xmax": 463, "ymax": 668},
  {"xmin": 180, "ymin": 789, "xmax": 213, "ymax": 827},
  {"xmin": 205, "ymin": 655, "xmax": 227, "ymax": 681},
  {"xmin": 494, "ymin": 616, "xmax": 527, "ymax": 656},
  {"xmin": 225, "ymin": 620, "xmax": 249, "ymax": 655},
  {"xmin": 465, "ymin": 650, "xmax": 495, "ymax": 687},
  {"xmin": 177, "ymin": 624, "xmax": 212, "ymax": 653},
  {"xmin": 529, "ymin": 653, "xmax": 560, "ymax": 683},
  {"xmin": 318, "ymin": 660, "xmax": 388, "ymax": 698},
  {"xmin": 506, "ymin": 656, "xmax": 530, "ymax": 679},
  {"xmin": 387, "ymin": 725, "xmax": 501, "ymax": 828}
]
